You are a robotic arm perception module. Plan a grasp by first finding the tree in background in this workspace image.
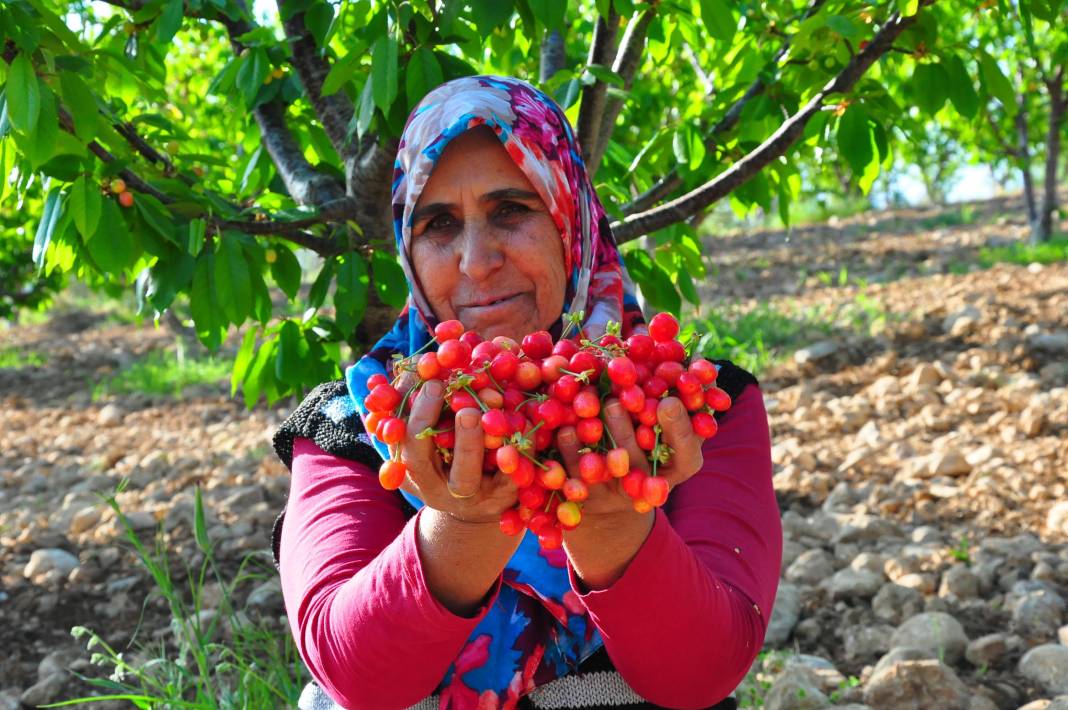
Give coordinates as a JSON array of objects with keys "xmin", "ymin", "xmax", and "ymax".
[{"xmin": 1, "ymin": 0, "xmax": 1031, "ymax": 404}]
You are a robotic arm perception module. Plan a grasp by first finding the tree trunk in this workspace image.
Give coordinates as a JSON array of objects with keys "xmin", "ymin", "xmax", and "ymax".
[
  {"xmin": 540, "ymin": 30, "xmax": 566, "ymax": 84},
  {"xmin": 1015, "ymin": 94, "xmax": 1039, "ymax": 231},
  {"xmin": 1036, "ymin": 71, "xmax": 1065, "ymax": 243}
]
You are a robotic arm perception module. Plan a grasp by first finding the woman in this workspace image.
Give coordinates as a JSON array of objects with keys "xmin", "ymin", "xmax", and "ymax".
[{"xmin": 271, "ymin": 76, "xmax": 782, "ymax": 710}]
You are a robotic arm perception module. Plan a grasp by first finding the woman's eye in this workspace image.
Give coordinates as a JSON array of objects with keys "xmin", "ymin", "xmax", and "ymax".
[
  {"xmin": 497, "ymin": 202, "xmax": 530, "ymax": 218},
  {"xmin": 425, "ymin": 214, "xmax": 457, "ymax": 233}
]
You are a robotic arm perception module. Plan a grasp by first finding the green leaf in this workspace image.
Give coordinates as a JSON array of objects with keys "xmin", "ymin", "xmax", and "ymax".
[
  {"xmin": 275, "ymin": 319, "xmax": 310, "ymax": 386},
  {"xmin": 242, "ymin": 337, "xmax": 275, "ymax": 408},
  {"xmin": 190, "ymin": 251, "xmax": 225, "ymax": 349},
  {"xmin": 5, "ymin": 54, "xmax": 38, "ymax": 134},
  {"xmin": 59, "ymin": 71, "xmax": 99, "ymax": 142},
  {"xmin": 307, "ymin": 257, "xmax": 336, "ymax": 309},
  {"xmin": 322, "ymin": 52, "xmax": 361, "ymax": 97},
  {"xmin": 156, "ymin": 0, "xmax": 183, "ymax": 44},
  {"xmin": 24, "ymin": 82, "xmax": 57, "ymax": 168},
  {"xmin": 406, "ymin": 47, "xmax": 443, "ymax": 106},
  {"xmin": 356, "ymin": 74, "xmax": 375, "ymax": 139},
  {"xmin": 231, "ymin": 327, "xmax": 258, "ymax": 397},
  {"xmin": 69, "ymin": 175, "xmax": 101, "ymax": 240},
  {"xmin": 470, "ymin": 0, "xmax": 514, "ymax": 37},
  {"xmin": 187, "ymin": 217, "xmax": 206, "ymax": 255},
  {"xmin": 371, "ymin": 36, "xmax": 399, "ymax": 114},
  {"xmin": 270, "ymin": 246, "xmax": 302, "ymax": 300},
  {"xmin": 134, "ymin": 193, "xmax": 177, "ymax": 245},
  {"xmin": 371, "ymin": 250, "xmax": 408, "ymax": 309},
  {"xmin": 676, "ymin": 268, "xmax": 700, "ymax": 307},
  {"xmin": 554, "ymin": 78, "xmax": 580, "ymax": 109},
  {"xmin": 214, "ymin": 235, "xmax": 252, "ymax": 324},
  {"xmin": 85, "ymin": 199, "xmax": 138, "ymax": 276},
  {"xmin": 623, "ymin": 249, "xmax": 681, "ymax": 315},
  {"xmin": 585, "ymin": 64, "xmax": 624, "ymax": 87},
  {"xmin": 145, "ymin": 248, "xmax": 195, "ymax": 313},
  {"xmin": 825, "ymin": 15, "xmax": 859, "ymax": 38},
  {"xmin": 912, "ymin": 62, "xmax": 948, "ymax": 115},
  {"xmin": 898, "ymin": 0, "xmax": 920, "ymax": 16},
  {"xmin": 979, "ymin": 52, "xmax": 1015, "ymax": 106},
  {"xmin": 236, "ymin": 48, "xmax": 269, "ymax": 105},
  {"xmin": 527, "ymin": 0, "xmax": 566, "ymax": 31},
  {"xmin": 193, "ymin": 486, "xmax": 212, "ymax": 552},
  {"xmin": 334, "ymin": 253, "xmax": 369, "ymax": 336},
  {"xmin": 33, "ymin": 188, "xmax": 63, "ymax": 271},
  {"xmin": 944, "ymin": 54, "xmax": 979, "ymax": 119},
  {"xmin": 836, "ymin": 105, "xmax": 873, "ymax": 175},
  {"xmin": 305, "ymin": 1, "xmax": 335, "ymax": 48},
  {"xmin": 699, "ymin": 0, "xmax": 736, "ymax": 43}
]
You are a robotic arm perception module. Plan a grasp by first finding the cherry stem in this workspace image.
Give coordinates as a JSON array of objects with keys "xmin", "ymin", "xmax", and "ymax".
[
  {"xmin": 651, "ymin": 426, "xmax": 661, "ymax": 478},
  {"xmin": 461, "ymin": 385, "xmax": 490, "ymax": 413},
  {"xmin": 519, "ymin": 447, "xmax": 549, "ymax": 470},
  {"xmin": 543, "ymin": 489, "xmax": 558, "ymax": 513},
  {"xmin": 558, "ymin": 367, "xmax": 594, "ymax": 382},
  {"xmin": 416, "ymin": 425, "xmax": 453, "ymax": 440},
  {"xmin": 395, "ymin": 382, "xmax": 419, "ymax": 418}
]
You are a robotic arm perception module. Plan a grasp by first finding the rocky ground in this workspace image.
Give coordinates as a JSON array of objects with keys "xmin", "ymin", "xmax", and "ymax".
[{"xmin": 1, "ymin": 198, "xmax": 1067, "ymax": 709}]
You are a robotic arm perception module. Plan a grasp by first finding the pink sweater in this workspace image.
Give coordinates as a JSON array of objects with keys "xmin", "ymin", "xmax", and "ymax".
[{"xmin": 279, "ymin": 384, "xmax": 782, "ymax": 709}]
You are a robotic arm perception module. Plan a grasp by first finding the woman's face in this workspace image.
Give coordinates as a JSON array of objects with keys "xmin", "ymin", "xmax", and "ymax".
[{"xmin": 409, "ymin": 126, "xmax": 567, "ymax": 341}]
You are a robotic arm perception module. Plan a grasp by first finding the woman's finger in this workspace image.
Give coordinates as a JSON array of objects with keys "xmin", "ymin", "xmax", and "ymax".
[
  {"xmin": 447, "ymin": 408, "xmax": 484, "ymax": 498},
  {"xmin": 399, "ymin": 379, "xmax": 444, "ymax": 481},
  {"xmin": 555, "ymin": 426, "xmax": 582, "ymax": 475},
  {"xmin": 602, "ymin": 398, "xmax": 650, "ymax": 474},
  {"xmin": 656, "ymin": 397, "xmax": 703, "ymax": 482}
]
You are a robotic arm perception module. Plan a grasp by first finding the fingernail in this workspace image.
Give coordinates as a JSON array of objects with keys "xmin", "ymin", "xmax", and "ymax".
[
  {"xmin": 424, "ymin": 380, "xmax": 443, "ymax": 398},
  {"xmin": 459, "ymin": 411, "xmax": 478, "ymax": 429},
  {"xmin": 606, "ymin": 401, "xmax": 624, "ymax": 418},
  {"xmin": 560, "ymin": 427, "xmax": 577, "ymax": 444},
  {"xmin": 664, "ymin": 401, "xmax": 681, "ymax": 421}
]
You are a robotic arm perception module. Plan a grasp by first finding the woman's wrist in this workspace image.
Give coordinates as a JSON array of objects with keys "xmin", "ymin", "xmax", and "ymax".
[{"xmin": 562, "ymin": 508, "xmax": 655, "ymax": 592}]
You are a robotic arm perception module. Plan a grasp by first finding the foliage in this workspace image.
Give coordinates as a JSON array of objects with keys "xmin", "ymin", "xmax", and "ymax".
[
  {"xmin": 979, "ymin": 235, "xmax": 1068, "ymax": 266},
  {"xmin": 52, "ymin": 480, "xmax": 309, "ymax": 709},
  {"xmin": 0, "ymin": 346, "xmax": 47, "ymax": 369},
  {"xmin": 1, "ymin": 0, "xmax": 1046, "ymax": 404},
  {"xmin": 91, "ymin": 340, "xmax": 231, "ymax": 399}
]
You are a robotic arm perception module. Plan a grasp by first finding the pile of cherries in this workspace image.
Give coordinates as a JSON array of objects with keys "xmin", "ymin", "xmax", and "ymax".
[{"xmin": 363, "ymin": 313, "xmax": 732, "ymax": 550}]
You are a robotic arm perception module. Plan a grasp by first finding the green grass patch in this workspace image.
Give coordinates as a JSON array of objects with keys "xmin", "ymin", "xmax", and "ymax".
[
  {"xmin": 916, "ymin": 203, "xmax": 978, "ymax": 230},
  {"xmin": 0, "ymin": 346, "xmax": 47, "ymax": 369},
  {"xmin": 978, "ymin": 236, "xmax": 1068, "ymax": 268},
  {"xmin": 684, "ymin": 293, "xmax": 895, "ymax": 375},
  {"xmin": 92, "ymin": 342, "xmax": 229, "ymax": 400},
  {"xmin": 53, "ymin": 480, "xmax": 308, "ymax": 709}
]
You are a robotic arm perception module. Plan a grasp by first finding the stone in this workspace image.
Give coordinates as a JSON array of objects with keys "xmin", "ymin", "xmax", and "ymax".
[
  {"xmin": 1011, "ymin": 587, "xmax": 1066, "ymax": 640},
  {"xmin": 19, "ymin": 673, "xmax": 67, "ymax": 707},
  {"xmin": 794, "ymin": 341, "xmax": 840, "ymax": 366},
  {"xmin": 925, "ymin": 451, "xmax": 972, "ymax": 477},
  {"xmin": 943, "ymin": 305, "xmax": 982, "ymax": 336},
  {"xmin": 38, "ymin": 648, "xmax": 81, "ymax": 680},
  {"xmin": 862, "ymin": 659, "xmax": 970, "ymax": 710},
  {"xmin": 764, "ymin": 665, "xmax": 830, "ymax": 710},
  {"xmin": 872, "ymin": 584, "xmax": 925, "ymax": 625},
  {"xmin": 24, "ymin": 548, "xmax": 80, "ymax": 580},
  {"xmin": 824, "ymin": 568, "xmax": 884, "ymax": 600},
  {"xmin": 872, "ymin": 646, "xmax": 937, "ymax": 675},
  {"xmin": 765, "ymin": 583, "xmax": 802, "ymax": 647},
  {"xmin": 888, "ymin": 612, "xmax": 969, "ymax": 664},
  {"xmin": 895, "ymin": 573, "xmax": 937, "ymax": 595},
  {"xmin": 833, "ymin": 514, "xmax": 902, "ymax": 544},
  {"xmin": 1059, "ymin": 624, "xmax": 1068, "ymax": 646},
  {"xmin": 939, "ymin": 566, "xmax": 980, "ymax": 600},
  {"xmin": 907, "ymin": 364, "xmax": 942, "ymax": 391},
  {"xmin": 965, "ymin": 633, "xmax": 1008, "ymax": 667},
  {"xmin": 1048, "ymin": 501, "xmax": 1068, "ymax": 536},
  {"xmin": 1029, "ymin": 331, "xmax": 1068, "ymax": 352},
  {"xmin": 965, "ymin": 444, "xmax": 1001, "ymax": 468},
  {"xmin": 967, "ymin": 697, "xmax": 999, "ymax": 710},
  {"xmin": 68, "ymin": 506, "xmax": 101, "ymax": 536},
  {"xmin": 785, "ymin": 549, "xmax": 835, "ymax": 586},
  {"xmin": 246, "ymin": 579, "xmax": 283, "ymax": 609},
  {"xmin": 843, "ymin": 624, "xmax": 894, "ymax": 660},
  {"xmin": 97, "ymin": 403, "xmax": 124, "ymax": 426},
  {"xmin": 850, "ymin": 553, "xmax": 887, "ymax": 575},
  {"xmin": 1018, "ymin": 644, "xmax": 1068, "ymax": 694}
]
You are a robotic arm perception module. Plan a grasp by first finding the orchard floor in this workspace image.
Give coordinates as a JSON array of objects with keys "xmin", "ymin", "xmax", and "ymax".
[{"xmin": 1, "ymin": 197, "xmax": 1067, "ymax": 708}]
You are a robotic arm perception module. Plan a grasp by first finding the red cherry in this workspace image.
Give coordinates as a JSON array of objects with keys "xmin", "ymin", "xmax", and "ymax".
[
  {"xmin": 514, "ymin": 361, "xmax": 542, "ymax": 390},
  {"xmin": 538, "ymin": 525, "xmax": 563, "ymax": 549},
  {"xmin": 493, "ymin": 335, "xmax": 520, "ymax": 351},
  {"xmin": 552, "ymin": 338, "xmax": 579, "ymax": 359},
  {"xmin": 417, "ymin": 352, "xmax": 441, "ymax": 380},
  {"xmin": 682, "ymin": 389, "xmax": 706, "ymax": 411},
  {"xmin": 437, "ymin": 339, "xmax": 471, "ymax": 369},
  {"xmin": 540, "ymin": 355, "xmax": 569, "ymax": 383},
  {"xmin": 606, "ymin": 357, "xmax": 638, "ymax": 386},
  {"xmin": 691, "ymin": 411, "xmax": 719, "ymax": 438},
  {"xmin": 654, "ymin": 339, "xmax": 686, "ymax": 363},
  {"xmin": 471, "ymin": 340, "xmax": 500, "ymax": 366},
  {"xmin": 499, "ymin": 509, "xmax": 524, "ymax": 536},
  {"xmin": 378, "ymin": 417, "xmax": 406, "ymax": 445},
  {"xmin": 449, "ymin": 390, "xmax": 478, "ymax": 413},
  {"xmin": 533, "ymin": 425, "xmax": 554, "ymax": 451},
  {"xmin": 622, "ymin": 468, "xmax": 647, "ymax": 499},
  {"xmin": 502, "ymin": 387, "xmax": 525, "ymax": 412},
  {"xmin": 572, "ymin": 389, "xmax": 601, "ymax": 418},
  {"xmin": 510, "ymin": 457, "xmax": 537, "ymax": 488},
  {"xmin": 705, "ymin": 386, "xmax": 732, "ymax": 412},
  {"xmin": 635, "ymin": 424, "xmax": 656, "ymax": 451},
  {"xmin": 496, "ymin": 444, "xmax": 520, "ymax": 473},
  {"xmin": 468, "ymin": 369, "xmax": 491, "ymax": 390},
  {"xmin": 633, "ymin": 499, "xmax": 654, "ymax": 513},
  {"xmin": 434, "ymin": 319, "xmax": 465, "ymax": 341},
  {"xmin": 490, "ymin": 351, "xmax": 520, "ymax": 382},
  {"xmin": 561, "ymin": 406, "xmax": 578, "ymax": 427},
  {"xmin": 550, "ymin": 374, "xmax": 580, "ymax": 403},
  {"xmin": 484, "ymin": 432, "xmax": 504, "ymax": 449},
  {"xmin": 653, "ymin": 361, "xmax": 685, "ymax": 386},
  {"xmin": 366, "ymin": 373, "xmax": 389, "ymax": 390},
  {"xmin": 642, "ymin": 476, "xmax": 670, "ymax": 507},
  {"xmin": 378, "ymin": 460, "xmax": 407, "ymax": 490},
  {"xmin": 459, "ymin": 330, "xmax": 483, "ymax": 348},
  {"xmin": 118, "ymin": 190, "xmax": 135, "ymax": 208},
  {"xmin": 578, "ymin": 452, "xmax": 606, "ymax": 484},
  {"xmin": 638, "ymin": 398, "xmax": 660, "ymax": 427},
  {"xmin": 433, "ymin": 427, "xmax": 455, "ymax": 448},
  {"xmin": 576, "ymin": 417, "xmax": 603, "ymax": 445},
  {"xmin": 518, "ymin": 484, "xmax": 548, "ymax": 509},
  {"xmin": 634, "ymin": 362, "xmax": 652, "ymax": 384},
  {"xmin": 626, "ymin": 334, "xmax": 655, "ymax": 361},
  {"xmin": 556, "ymin": 501, "xmax": 582, "ymax": 528},
  {"xmin": 478, "ymin": 387, "xmax": 503, "ymax": 409},
  {"xmin": 364, "ymin": 410, "xmax": 384, "ymax": 434},
  {"xmin": 528, "ymin": 511, "xmax": 553, "ymax": 535},
  {"xmin": 481, "ymin": 409, "xmax": 510, "ymax": 437},
  {"xmin": 562, "ymin": 478, "xmax": 589, "ymax": 502},
  {"xmin": 366, "ymin": 384, "xmax": 402, "ymax": 413},
  {"xmin": 521, "ymin": 331, "xmax": 553, "ymax": 359},
  {"xmin": 537, "ymin": 460, "xmax": 567, "ymax": 489},
  {"xmin": 642, "ymin": 376, "xmax": 669, "ymax": 399},
  {"xmin": 504, "ymin": 409, "xmax": 526, "ymax": 433},
  {"xmin": 537, "ymin": 399, "xmax": 567, "ymax": 429},
  {"xmin": 676, "ymin": 372, "xmax": 702, "ymax": 396},
  {"xmin": 648, "ymin": 313, "xmax": 680, "ymax": 342},
  {"xmin": 606, "ymin": 448, "xmax": 630, "ymax": 478},
  {"xmin": 618, "ymin": 384, "xmax": 646, "ymax": 414},
  {"xmin": 568, "ymin": 351, "xmax": 602, "ymax": 378},
  {"xmin": 689, "ymin": 358, "xmax": 718, "ymax": 385},
  {"xmin": 600, "ymin": 334, "xmax": 624, "ymax": 348}
]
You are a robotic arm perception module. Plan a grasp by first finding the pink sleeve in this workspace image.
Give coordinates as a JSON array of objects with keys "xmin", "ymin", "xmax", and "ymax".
[
  {"xmin": 567, "ymin": 384, "xmax": 782, "ymax": 709},
  {"xmin": 278, "ymin": 437, "xmax": 502, "ymax": 709}
]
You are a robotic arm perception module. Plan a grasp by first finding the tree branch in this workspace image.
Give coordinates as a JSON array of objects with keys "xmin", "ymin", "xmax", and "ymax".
[
  {"xmin": 540, "ymin": 29, "xmax": 567, "ymax": 83},
  {"xmin": 611, "ymin": 8, "xmax": 924, "ymax": 243},
  {"xmin": 588, "ymin": 8, "xmax": 657, "ymax": 178},
  {"xmin": 622, "ymin": 0, "xmax": 829, "ymax": 216},
  {"xmin": 577, "ymin": 8, "xmax": 620, "ymax": 165}
]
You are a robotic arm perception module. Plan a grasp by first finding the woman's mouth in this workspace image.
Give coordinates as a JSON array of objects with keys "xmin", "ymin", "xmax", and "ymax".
[{"xmin": 457, "ymin": 293, "xmax": 525, "ymax": 316}]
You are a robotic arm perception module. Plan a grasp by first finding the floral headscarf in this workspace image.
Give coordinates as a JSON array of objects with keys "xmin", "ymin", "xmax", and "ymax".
[{"xmin": 344, "ymin": 76, "xmax": 644, "ymax": 707}]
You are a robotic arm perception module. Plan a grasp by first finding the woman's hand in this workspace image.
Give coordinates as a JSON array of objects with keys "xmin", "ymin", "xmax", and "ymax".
[
  {"xmin": 391, "ymin": 375, "xmax": 519, "ymax": 524},
  {"xmin": 555, "ymin": 395, "xmax": 705, "ymax": 518}
]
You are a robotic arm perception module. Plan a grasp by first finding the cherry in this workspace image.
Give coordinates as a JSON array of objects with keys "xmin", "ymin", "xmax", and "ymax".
[
  {"xmin": 653, "ymin": 361, "xmax": 685, "ymax": 386},
  {"xmin": 528, "ymin": 511, "xmax": 553, "ymax": 535},
  {"xmin": 378, "ymin": 417, "xmax": 406, "ymax": 445},
  {"xmin": 364, "ymin": 410, "xmax": 385, "ymax": 436},
  {"xmin": 642, "ymin": 376, "xmax": 668, "ymax": 399},
  {"xmin": 682, "ymin": 389, "xmax": 706, "ymax": 411},
  {"xmin": 449, "ymin": 390, "xmax": 478, "ymax": 413},
  {"xmin": 478, "ymin": 387, "xmax": 504, "ymax": 409},
  {"xmin": 434, "ymin": 319, "xmax": 465, "ymax": 341},
  {"xmin": 606, "ymin": 448, "xmax": 630, "ymax": 478},
  {"xmin": 705, "ymin": 386, "xmax": 732, "ymax": 412},
  {"xmin": 572, "ymin": 389, "xmax": 600, "ymax": 418},
  {"xmin": 600, "ymin": 334, "xmax": 624, "ymax": 348},
  {"xmin": 433, "ymin": 428, "xmax": 455, "ymax": 448},
  {"xmin": 537, "ymin": 526, "xmax": 563, "ymax": 550},
  {"xmin": 578, "ymin": 452, "xmax": 606, "ymax": 484},
  {"xmin": 514, "ymin": 361, "xmax": 543, "ymax": 390},
  {"xmin": 437, "ymin": 339, "xmax": 472, "ymax": 369},
  {"xmin": 417, "ymin": 352, "xmax": 441, "ymax": 380},
  {"xmin": 366, "ymin": 373, "xmax": 389, "ymax": 389},
  {"xmin": 691, "ymin": 411, "xmax": 718, "ymax": 438},
  {"xmin": 637, "ymin": 398, "xmax": 660, "ymax": 427},
  {"xmin": 552, "ymin": 338, "xmax": 579, "ymax": 359},
  {"xmin": 366, "ymin": 384, "xmax": 402, "ymax": 413},
  {"xmin": 556, "ymin": 501, "xmax": 582, "ymax": 528},
  {"xmin": 118, "ymin": 191, "xmax": 134, "ymax": 208},
  {"xmin": 109, "ymin": 178, "xmax": 127, "ymax": 194},
  {"xmin": 511, "ymin": 457, "xmax": 536, "ymax": 487},
  {"xmin": 518, "ymin": 484, "xmax": 548, "ymax": 509},
  {"xmin": 459, "ymin": 330, "xmax": 483, "ymax": 349},
  {"xmin": 481, "ymin": 409, "xmax": 510, "ymax": 437},
  {"xmin": 537, "ymin": 399, "xmax": 567, "ymax": 429},
  {"xmin": 633, "ymin": 499, "xmax": 654, "ymax": 514},
  {"xmin": 655, "ymin": 339, "xmax": 686, "ymax": 363},
  {"xmin": 490, "ymin": 351, "xmax": 519, "ymax": 381},
  {"xmin": 676, "ymin": 372, "xmax": 702, "ymax": 396},
  {"xmin": 648, "ymin": 312, "xmax": 680, "ymax": 342},
  {"xmin": 540, "ymin": 355, "xmax": 569, "ymax": 383},
  {"xmin": 621, "ymin": 468, "xmax": 647, "ymax": 500},
  {"xmin": 642, "ymin": 476, "xmax": 670, "ymax": 507},
  {"xmin": 378, "ymin": 461, "xmax": 407, "ymax": 490},
  {"xmin": 626, "ymin": 334, "xmax": 655, "ymax": 361},
  {"xmin": 496, "ymin": 444, "xmax": 519, "ymax": 474},
  {"xmin": 689, "ymin": 358, "xmax": 718, "ymax": 385},
  {"xmin": 568, "ymin": 351, "xmax": 602, "ymax": 378},
  {"xmin": 635, "ymin": 424, "xmax": 656, "ymax": 451},
  {"xmin": 562, "ymin": 478, "xmax": 589, "ymax": 502},
  {"xmin": 537, "ymin": 460, "xmax": 567, "ymax": 489},
  {"xmin": 576, "ymin": 417, "xmax": 603, "ymax": 445},
  {"xmin": 499, "ymin": 509, "xmax": 524, "ymax": 536},
  {"xmin": 470, "ymin": 340, "xmax": 499, "ymax": 365},
  {"xmin": 606, "ymin": 356, "xmax": 638, "ymax": 387},
  {"xmin": 619, "ymin": 384, "xmax": 646, "ymax": 414},
  {"xmin": 549, "ymin": 374, "xmax": 580, "ymax": 403},
  {"xmin": 521, "ymin": 331, "xmax": 553, "ymax": 359}
]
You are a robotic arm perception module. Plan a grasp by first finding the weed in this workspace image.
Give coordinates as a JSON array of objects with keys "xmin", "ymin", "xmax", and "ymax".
[
  {"xmin": 92, "ymin": 341, "xmax": 230, "ymax": 400},
  {"xmin": 949, "ymin": 535, "xmax": 972, "ymax": 565},
  {"xmin": 50, "ymin": 479, "xmax": 308, "ymax": 709},
  {"xmin": 0, "ymin": 346, "xmax": 47, "ymax": 369},
  {"xmin": 978, "ymin": 236, "xmax": 1068, "ymax": 268}
]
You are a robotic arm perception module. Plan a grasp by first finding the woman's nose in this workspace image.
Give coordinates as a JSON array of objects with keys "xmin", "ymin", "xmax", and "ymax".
[{"xmin": 457, "ymin": 220, "xmax": 505, "ymax": 282}]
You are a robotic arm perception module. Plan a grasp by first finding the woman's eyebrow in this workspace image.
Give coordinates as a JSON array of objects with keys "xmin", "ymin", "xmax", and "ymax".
[
  {"xmin": 480, "ymin": 188, "xmax": 540, "ymax": 203},
  {"xmin": 411, "ymin": 202, "xmax": 453, "ymax": 224}
]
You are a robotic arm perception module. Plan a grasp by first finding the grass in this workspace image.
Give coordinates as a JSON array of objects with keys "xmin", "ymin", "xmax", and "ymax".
[
  {"xmin": 916, "ymin": 203, "xmax": 978, "ymax": 230},
  {"xmin": 978, "ymin": 236, "xmax": 1068, "ymax": 267},
  {"xmin": 91, "ymin": 341, "xmax": 230, "ymax": 400},
  {"xmin": 684, "ymin": 292, "xmax": 894, "ymax": 375},
  {"xmin": 50, "ymin": 480, "xmax": 309, "ymax": 709},
  {"xmin": 0, "ymin": 346, "xmax": 47, "ymax": 369}
]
